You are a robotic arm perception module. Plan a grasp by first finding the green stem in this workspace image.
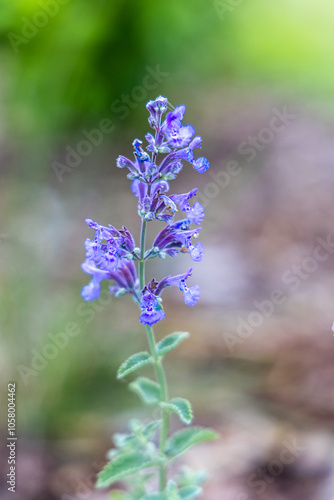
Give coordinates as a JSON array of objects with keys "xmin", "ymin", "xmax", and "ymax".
[
  {"xmin": 139, "ymin": 218, "xmax": 147, "ymax": 288},
  {"xmin": 145, "ymin": 324, "xmax": 170, "ymax": 490},
  {"xmin": 138, "ymin": 217, "xmax": 169, "ymax": 491}
]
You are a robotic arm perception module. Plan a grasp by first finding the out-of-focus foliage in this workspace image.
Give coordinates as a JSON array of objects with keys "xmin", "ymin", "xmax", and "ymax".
[
  {"xmin": 1, "ymin": 0, "xmax": 334, "ymax": 140},
  {"xmin": 0, "ymin": 0, "xmax": 224, "ymax": 139}
]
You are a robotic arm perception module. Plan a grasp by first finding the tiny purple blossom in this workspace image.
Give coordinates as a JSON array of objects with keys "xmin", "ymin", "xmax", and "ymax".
[
  {"xmin": 153, "ymin": 268, "xmax": 201, "ymax": 307},
  {"xmin": 170, "ymin": 189, "xmax": 197, "ymax": 211},
  {"xmin": 132, "ymin": 179, "xmax": 176, "ymax": 222},
  {"xmin": 187, "ymin": 201, "xmax": 205, "ymax": 225},
  {"xmin": 155, "ymin": 268, "xmax": 193, "ymax": 293},
  {"xmin": 116, "ymin": 155, "xmax": 137, "ymax": 170},
  {"xmin": 161, "ymin": 105, "xmax": 195, "ymax": 148},
  {"xmin": 133, "ymin": 139, "xmax": 151, "ymax": 164},
  {"xmin": 170, "ymin": 190, "xmax": 205, "ymax": 225},
  {"xmin": 193, "ymin": 157, "xmax": 210, "ymax": 173},
  {"xmin": 173, "ymin": 136, "xmax": 210, "ymax": 173},
  {"xmin": 139, "ymin": 288, "xmax": 165, "ymax": 326},
  {"xmin": 180, "ymin": 281, "xmax": 201, "ymax": 307},
  {"xmin": 158, "ymin": 136, "xmax": 209, "ymax": 176},
  {"xmin": 153, "ymin": 220, "xmax": 201, "ymax": 258},
  {"xmin": 81, "ymin": 258, "xmax": 138, "ymax": 301},
  {"xmin": 81, "ymin": 271, "xmax": 106, "ymax": 301},
  {"xmin": 146, "ymin": 96, "xmax": 168, "ymax": 129},
  {"xmin": 187, "ymin": 241, "xmax": 204, "ymax": 262}
]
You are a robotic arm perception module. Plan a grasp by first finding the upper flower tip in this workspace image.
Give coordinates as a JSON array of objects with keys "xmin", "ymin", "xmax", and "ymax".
[
  {"xmin": 85, "ymin": 218, "xmax": 98, "ymax": 228},
  {"xmin": 146, "ymin": 96, "xmax": 168, "ymax": 114}
]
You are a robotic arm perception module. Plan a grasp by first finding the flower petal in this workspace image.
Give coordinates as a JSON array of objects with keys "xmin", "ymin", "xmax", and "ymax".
[
  {"xmin": 187, "ymin": 202, "xmax": 205, "ymax": 225},
  {"xmin": 189, "ymin": 242, "xmax": 204, "ymax": 262},
  {"xmin": 193, "ymin": 157, "xmax": 209, "ymax": 173},
  {"xmin": 81, "ymin": 279, "xmax": 101, "ymax": 301},
  {"xmin": 182, "ymin": 284, "xmax": 201, "ymax": 307}
]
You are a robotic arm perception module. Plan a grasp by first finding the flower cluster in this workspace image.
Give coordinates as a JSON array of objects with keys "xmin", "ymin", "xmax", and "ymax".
[
  {"xmin": 81, "ymin": 96, "xmax": 209, "ymax": 326},
  {"xmin": 81, "ymin": 219, "xmax": 139, "ymax": 301}
]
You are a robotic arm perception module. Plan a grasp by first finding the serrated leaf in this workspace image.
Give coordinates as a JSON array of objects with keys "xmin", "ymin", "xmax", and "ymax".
[
  {"xmin": 156, "ymin": 332, "xmax": 189, "ymax": 358},
  {"xmin": 161, "ymin": 398, "xmax": 193, "ymax": 425},
  {"xmin": 129, "ymin": 377, "xmax": 161, "ymax": 405},
  {"xmin": 117, "ymin": 352, "xmax": 153, "ymax": 379},
  {"xmin": 167, "ymin": 427, "xmax": 219, "ymax": 459},
  {"xmin": 179, "ymin": 486, "xmax": 202, "ymax": 500},
  {"xmin": 96, "ymin": 451, "xmax": 157, "ymax": 489}
]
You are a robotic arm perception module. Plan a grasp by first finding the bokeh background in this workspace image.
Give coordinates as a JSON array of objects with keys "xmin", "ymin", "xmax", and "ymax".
[{"xmin": 1, "ymin": 1, "xmax": 334, "ymax": 499}]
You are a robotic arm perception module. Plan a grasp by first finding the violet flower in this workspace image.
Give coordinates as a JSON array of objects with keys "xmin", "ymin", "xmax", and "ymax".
[{"xmin": 81, "ymin": 95, "xmax": 209, "ymax": 326}]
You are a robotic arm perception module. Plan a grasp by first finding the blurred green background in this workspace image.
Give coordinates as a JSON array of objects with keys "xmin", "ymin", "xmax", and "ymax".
[{"xmin": 1, "ymin": 1, "xmax": 334, "ymax": 499}]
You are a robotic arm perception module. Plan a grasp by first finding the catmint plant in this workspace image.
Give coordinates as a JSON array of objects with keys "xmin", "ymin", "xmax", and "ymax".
[{"xmin": 81, "ymin": 96, "xmax": 218, "ymax": 499}]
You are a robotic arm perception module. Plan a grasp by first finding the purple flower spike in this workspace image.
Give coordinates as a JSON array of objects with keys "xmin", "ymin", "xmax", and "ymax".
[
  {"xmin": 79, "ymin": 96, "xmax": 214, "ymax": 498},
  {"xmin": 81, "ymin": 96, "xmax": 209, "ymax": 324}
]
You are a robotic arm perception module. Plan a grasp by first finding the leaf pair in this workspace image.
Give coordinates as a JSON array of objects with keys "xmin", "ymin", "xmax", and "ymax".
[
  {"xmin": 129, "ymin": 377, "xmax": 193, "ymax": 425},
  {"xmin": 117, "ymin": 332, "xmax": 189, "ymax": 380},
  {"xmin": 97, "ymin": 450, "xmax": 158, "ymax": 489},
  {"xmin": 97, "ymin": 427, "xmax": 218, "ymax": 489}
]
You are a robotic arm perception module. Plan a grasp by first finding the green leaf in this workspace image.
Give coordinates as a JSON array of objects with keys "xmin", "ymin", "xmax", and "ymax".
[
  {"xmin": 143, "ymin": 420, "xmax": 161, "ymax": 439},
  {"xmin": 161, "ymin": 398, "xmax": 193, "ymax": 425},
  {"xmin": 179, "ymin": 486, "xmax": 202, "ymax": 500},
  {"xmin": 156, "ymin": 332, "xmax": 189, "ymax": 357},
  {"xmin": 129, "ymin": 377, "xmax": 161, "ymax": 405},
  {"xmin": 167, "ymin": 427, "xmax": 219, "ymax": 459},
  {"xmin": 96, "ymin": 451, "xmax": 157, "ymax": 489},
  {"xmin": 117, "ymin": 352, "xmax": 153, "ymax": 379}
]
